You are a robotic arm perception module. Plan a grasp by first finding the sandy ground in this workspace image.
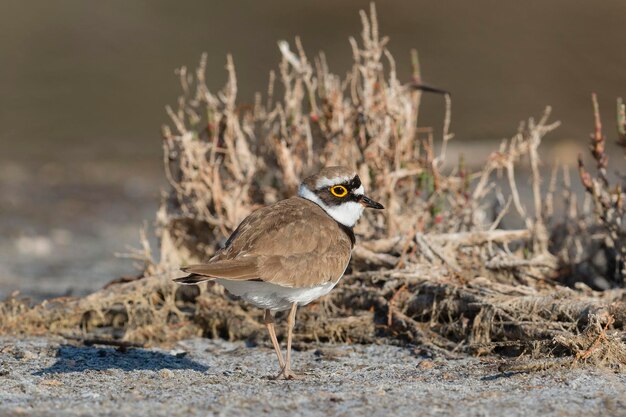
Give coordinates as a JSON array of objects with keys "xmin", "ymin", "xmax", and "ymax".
[{"xmin": 1, "ymin": 336, "xmax": 624, "ymax": 417}]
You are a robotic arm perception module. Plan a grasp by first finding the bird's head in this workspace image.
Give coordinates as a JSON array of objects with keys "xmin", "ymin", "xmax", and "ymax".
[{"xmin": 298, "ymin": 166, "xmax": 384, "ymax": 227}]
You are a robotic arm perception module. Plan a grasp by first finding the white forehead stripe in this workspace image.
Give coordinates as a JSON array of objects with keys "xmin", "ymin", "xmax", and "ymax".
[
  {"xmin": 315, "ymin": 175, "xmax": 354, "ymax": 189},
  {"xmin": 353, "ymin": 185, "xmax": 364, "ymax": 196},
  {"xmin": 298, "ymin": 185, "xmax": 365, "ymax": 227}
]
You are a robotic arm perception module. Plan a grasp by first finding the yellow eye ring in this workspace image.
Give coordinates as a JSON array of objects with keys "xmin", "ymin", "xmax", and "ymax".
[{"xmin": 330, "ymin": 185, "xmax": 348, "ymax": 197}]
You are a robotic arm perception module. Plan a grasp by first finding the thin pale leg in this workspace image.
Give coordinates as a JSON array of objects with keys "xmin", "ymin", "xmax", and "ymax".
[
  {"xmin": 276, "ymin": 302, "xmax": 300, "ymax": 380},
  {"xmin": 263, "ymin": 309, "xmax": 285, "ymax": 369}
]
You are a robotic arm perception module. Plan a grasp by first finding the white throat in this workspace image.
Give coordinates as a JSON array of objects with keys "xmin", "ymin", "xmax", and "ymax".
[{"xmin": 298, "ymin": 185, "xmax": 364, "ymax": 227}]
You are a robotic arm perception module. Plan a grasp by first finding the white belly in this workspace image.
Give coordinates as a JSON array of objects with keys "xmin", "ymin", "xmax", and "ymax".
[{"xmin": 215, "ymin": 279, "xmax": 340, "ymax": 311}]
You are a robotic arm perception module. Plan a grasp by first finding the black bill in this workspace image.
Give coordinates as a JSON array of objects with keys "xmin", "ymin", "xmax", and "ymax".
[{"xmin": 360, "ymin": 195, "xmax": 384, "ymax": 209}]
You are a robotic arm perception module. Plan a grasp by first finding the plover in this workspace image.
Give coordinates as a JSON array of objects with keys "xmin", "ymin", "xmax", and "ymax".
[{"xmin": 175, "ymin": 166, "xmax": 383, "ymax": 379}]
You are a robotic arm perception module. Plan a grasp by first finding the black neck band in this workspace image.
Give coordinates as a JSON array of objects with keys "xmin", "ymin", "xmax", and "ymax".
[{"xmin": 337, "ymin": 222, "xmax": 356, "ymax": 248}]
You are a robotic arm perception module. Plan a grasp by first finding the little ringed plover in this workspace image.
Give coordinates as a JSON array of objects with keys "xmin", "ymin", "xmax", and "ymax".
[{"xmin": 175, "ymin": 166, "xmax": 383, "ymax": 379}]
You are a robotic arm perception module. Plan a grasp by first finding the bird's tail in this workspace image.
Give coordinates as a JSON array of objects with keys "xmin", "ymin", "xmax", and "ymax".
[{"xmin": 173, "ymin": 273, "xmax": 211, "ymax": 285}]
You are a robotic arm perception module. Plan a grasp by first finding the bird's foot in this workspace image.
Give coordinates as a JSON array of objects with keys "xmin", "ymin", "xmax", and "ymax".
[{"xmin": 272, "ymin": 367, "xmax": 302, "ymax": 380}]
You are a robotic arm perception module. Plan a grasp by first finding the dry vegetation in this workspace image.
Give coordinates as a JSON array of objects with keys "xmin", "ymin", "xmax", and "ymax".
[{"xmin": 2, "ymin": 4, "xmax": 625, "ymax": 371}]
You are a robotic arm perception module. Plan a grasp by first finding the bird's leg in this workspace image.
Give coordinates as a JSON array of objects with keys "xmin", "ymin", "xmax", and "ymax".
[
  {"xmin": 276, "ymin": 302, "xmax": 300, "ymax": 380},
  {"xmin": 263, "ymin": 309, "xmax": 285, "ymax": 369}
]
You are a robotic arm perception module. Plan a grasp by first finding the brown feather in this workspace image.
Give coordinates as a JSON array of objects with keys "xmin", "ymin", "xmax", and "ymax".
[
  {"xmin": 182, "ymin": 258, "xmax": 259, "ymax": 279},
  {"xmin": 180, "ymin": 197, "xmax": 353, "ymax": 289},
  {"xmin": 173, "ymin": 273, "xmax": 211, "ymax": 285}
]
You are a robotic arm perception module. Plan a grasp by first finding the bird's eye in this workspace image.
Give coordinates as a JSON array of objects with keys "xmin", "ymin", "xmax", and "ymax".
[{"xmin": 330, "ymin": 185, "xmax": 348, "ymax": 197}]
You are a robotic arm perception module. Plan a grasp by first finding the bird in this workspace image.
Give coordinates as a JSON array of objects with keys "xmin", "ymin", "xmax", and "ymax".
[{"xmin": 174, "ymin": 166, "xmax": 384, "ymax": 379}]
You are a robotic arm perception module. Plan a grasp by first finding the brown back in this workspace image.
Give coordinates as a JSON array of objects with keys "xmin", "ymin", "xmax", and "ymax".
[{"xmin": 183, "ymin": 197, "xmax": 353, "ymax": 288}]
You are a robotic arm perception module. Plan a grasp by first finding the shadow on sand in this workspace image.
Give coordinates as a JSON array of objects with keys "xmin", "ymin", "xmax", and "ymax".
[{"xmin": 34, "ymin": 344, "xmax": 208, "ymax": 375}]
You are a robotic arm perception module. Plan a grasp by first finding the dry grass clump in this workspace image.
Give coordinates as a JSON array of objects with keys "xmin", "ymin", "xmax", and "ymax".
[
  {"xmin": 1, "ymin": 4, "xmax": 625, "ymax": 371},
  {"xmin": 157, "ymin": 5, "xmax": 465, "ymax": 271},
  {"xmin": 572, "ymin": 94, "xmax": 625, "ymax": 287},
  {"xmin": 544, "ymin": 94, "xmax": 625, "ymax": 292}
]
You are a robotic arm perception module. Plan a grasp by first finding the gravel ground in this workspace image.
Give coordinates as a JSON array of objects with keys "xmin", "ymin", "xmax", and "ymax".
[{"xmin": 1, "ymin": 337, "xmax": 624, "ymax": 417}]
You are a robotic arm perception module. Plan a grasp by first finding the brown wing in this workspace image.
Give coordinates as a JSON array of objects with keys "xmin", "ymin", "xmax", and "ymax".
[
  {"xmin": 181, "ymin": 258, "xmax": 258, "ymax": 279},
  {"xmin": 182, "ymin": 197, "xmax": 353, "ymax": 288}
]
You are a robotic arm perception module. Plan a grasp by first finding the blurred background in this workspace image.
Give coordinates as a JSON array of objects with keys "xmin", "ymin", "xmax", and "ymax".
[{"xmin": 1, "ymin": 0, "xmax": 625, "ymax": 299}]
